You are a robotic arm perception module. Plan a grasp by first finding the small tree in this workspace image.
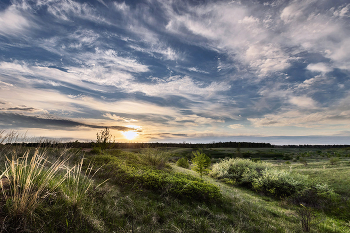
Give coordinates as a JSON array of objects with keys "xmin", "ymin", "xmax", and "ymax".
[
  {"xmin": 191, "ymin": 150, "xmax": 211, "ymax": 178},
  {"xmin": 96, "ymin": 127, "xmax": 114, "ymax": 151}
]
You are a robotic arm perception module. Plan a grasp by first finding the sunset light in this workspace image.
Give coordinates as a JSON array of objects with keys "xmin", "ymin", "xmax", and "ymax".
[{"xmin": 121, "ymin": 131, "xmax": 138, "ymax": 140}]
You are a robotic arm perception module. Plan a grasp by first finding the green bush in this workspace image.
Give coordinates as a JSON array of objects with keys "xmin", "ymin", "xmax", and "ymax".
[
  {"xmin": 252, "ymin": 169, "xmax": 308, "ymax": 197},
  {"xmin": 176, "ymin": 157, "xmax": 190, "ymax": 169},
  {"xmin": 210, "ymin": 158, "xmax": 271, "ymax": 187},
  {"xmin": 90, "ymin": 147, "xmax": 102, "ymax": 154},
  {"xmin": 251, "ymin": 158, "xmax": 261, "ymax": 163},
  {"xmin": 289, "ymin": 183, "xmax": 339, "ymax": 208},
  {"xmin": 329, "ymin": 157, "xmax": 340, "ymax": 165},
  {"xmin": 210, "ymin": 158, "xmax": 336, "ymax": 201}
]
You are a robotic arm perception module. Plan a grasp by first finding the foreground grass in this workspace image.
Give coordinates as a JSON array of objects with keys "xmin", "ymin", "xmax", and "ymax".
[{"xmin": 0, "ymin": 146, "xmax": 349, "ymax": 232}]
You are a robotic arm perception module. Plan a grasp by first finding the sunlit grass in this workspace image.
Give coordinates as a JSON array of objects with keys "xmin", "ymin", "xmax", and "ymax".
[{"xmin": 0, "ymin": 148, "xmax": 70, "ymax": 217}]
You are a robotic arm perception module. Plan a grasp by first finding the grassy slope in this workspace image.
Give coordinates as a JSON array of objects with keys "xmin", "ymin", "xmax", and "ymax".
[{"xmin": 86, "ymin": 150, "xmax": 350, "ymax": 232}]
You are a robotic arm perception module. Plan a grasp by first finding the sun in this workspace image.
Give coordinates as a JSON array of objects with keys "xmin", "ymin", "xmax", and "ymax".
[{"xmin": 121, "ymin": 131, "xmax": 138, "ymax": 140}]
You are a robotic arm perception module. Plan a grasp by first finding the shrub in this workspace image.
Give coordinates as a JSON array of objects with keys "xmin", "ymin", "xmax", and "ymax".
[
  {"xmin": 252, "ymin": 169, "xmax": 308, "ymax": 197},
  {"xmin": 283, "ymin": 154, "xmax": 292, "ymax": 160},
  {"xmin": 289, "ymin": 183, "xmax": 339, "ymax": 208},
  {"xmin": 296, "ymin": 204, "xmax": 314, "ymax": 232},
  {"xmin": 210, "ymin": 158, "xmax": 271, "ymax": 187},
  {"xmin": 329, "ymin": 157, "xmax": 340, "ymax": 165},
  {"xmin": 90, "ymin": 147, "xmax": 102, "ymax": 154},
  {"xmin": 191, "ymin": 151, "xmax": 211, "ymax": 178},
  {"xmin": 210, "ymin": 158, "xmax": 336, "ymax": 203},
  {"xmin": 176, "ymin": 157, "xmax": 190, "ymax": 169},
  {"xmin": 251, "ymin": 158, "xmax": 261, "ymax": 163}
]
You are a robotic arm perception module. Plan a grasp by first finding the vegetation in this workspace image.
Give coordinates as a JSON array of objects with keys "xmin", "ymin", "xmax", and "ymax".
[
  {"xmin": 329, "ymin": 157, "xmax": 340, "ymax": 165},
  {"xmin": 176, "ymin": 157, "xmax": 190, "ymax": 168},
  {"xmin": 191, "ymin": 150, "xmax": 211, "ymax": 178},
  {"xmin": 0, "ymin": 131, "xmax": 349, "ymax": 232},
  {"xmin": 210, "ymin": 158, "xmax": 337, "ymax": 202},
  {"xmin": 95, "ymin": 127, "xmax": 114, "ymax": 151}
]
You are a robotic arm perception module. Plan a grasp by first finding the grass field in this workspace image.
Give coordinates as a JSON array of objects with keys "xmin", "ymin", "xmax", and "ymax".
[
  {"xmin": 272, "ymin": 158, "xmax": 350, "ymax": 198},
  {"xmin": 0, "ymin": 143, "xmax": 349, "ymax": 232}
]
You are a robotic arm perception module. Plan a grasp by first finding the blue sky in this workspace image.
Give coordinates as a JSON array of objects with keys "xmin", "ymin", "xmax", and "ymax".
[{"xmin": 0, "ymin": 0, "xmax": 350, "ymax": 144}]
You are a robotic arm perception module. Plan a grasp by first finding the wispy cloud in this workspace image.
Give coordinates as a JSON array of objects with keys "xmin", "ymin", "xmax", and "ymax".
[
  {"xmin": 0, "ymin": 0, "xmax": 349, "ymax": 143},
  {"xmin": 0, "ymin": 6, "xmax": 33, "ymax": 37},
  {"xmin": 306, "ymin": 63, "xmax": 333, "ymax": 73},
  {"xmin": 228, "ymin": 124, "xmax": 244, "ymax": 129},
  {"xmin": 104, "ymin": 113, "xmax": 138, "ymax": 123}
]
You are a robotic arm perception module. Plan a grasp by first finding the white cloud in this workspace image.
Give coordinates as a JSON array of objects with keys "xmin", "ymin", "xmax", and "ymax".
[
  {"xmin": 164, "ymin": 1, "xmax": 292, "ymax": 76},
  {"xmin": 306, "ymin": 63, "xmax": 333, "ymax": 73},
  {"xmin": 68, "ymin": 29, "xmax": 99, "ymax": 48},
  {"xmin": 0, "ymin": 80, "xmax": 14, "ymax": 90},
  {"xmin": 0, "ymin": 59, "xmax": 229, "ymax": 101},
  {"xmin": 289, "ymin": 96, "xmax": 317, "ymax": 109},
  {"xmin": 280, "ymin": 0, "xmax": 350, "ymax": 71},
  {"xmin": 104, "ymin": 113, "xmax": 137, "ymax": 123},
  {"xmin": 245, "ymin": 43, "xmax": 291, "ymax": 76},
  {"xmin": 248, "ymin": 108, "xmax": 350, "ymax": 129},
  {"xmin": 174, "ymin": 114, "xmax": 224, "ymax": 126},
  {"xmin": 228, "ymin": 124, "xmax": 244, "ymax": 129},
  {"xmin": 129, "ymin": 44, "xmax": 181, "ymax": 61},
  {"xmin": 188, "ymin": 67, "xmax": 209, "ymax": 74},
  {"xmin": 297, "ymin": 75, "xmax": 326, "ymax": 88},
  {"xmin": 280, "ymin": 0, "xmax": 316, "ymax": 23},
  {"xmin": 114, "ymin": 2, "xmax": 130, "ymax": 12},
  {"xmin": 123, "ymin": 76, "xmax": 230, "ymax": 99},
  {"xmin": 41, "ymin": 0, "xmax": 109, "ymax": 24},
  {"xmin": 333, "ymin": 4, "xmax": 350, "ymax": 18},
  {"xmin": 0, "ymin": 6, "xmax": 32, "ymax": 36}
]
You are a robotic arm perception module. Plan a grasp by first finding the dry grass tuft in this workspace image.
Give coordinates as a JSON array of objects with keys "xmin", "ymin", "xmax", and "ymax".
[{"xmin": 0, "ymin": 148, "xmax": 70, "ymax": 217}]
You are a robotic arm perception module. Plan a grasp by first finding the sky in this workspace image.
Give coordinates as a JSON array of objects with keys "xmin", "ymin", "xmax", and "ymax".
[{"xmin": 0, "ymin": 0, "xmax": 350, "ymax": 144}]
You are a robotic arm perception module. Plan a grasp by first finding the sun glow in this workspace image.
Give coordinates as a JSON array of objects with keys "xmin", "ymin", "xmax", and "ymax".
[{"xmin": 121, "ymin": 131, "xmax": 139, "ymax": 140}]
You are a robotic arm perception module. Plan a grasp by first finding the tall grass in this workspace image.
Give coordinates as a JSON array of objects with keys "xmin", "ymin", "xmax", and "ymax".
[
  {"xmin": 0, "ymin": 148, "xmax": 70, "ymax": 217},
  {"xmin": 61, "ymin": 159, "xmax": 106, "ymax": 206},
  {"xmin": 138, "ymin": 148, "xmax": 169, "ymax": 169}
]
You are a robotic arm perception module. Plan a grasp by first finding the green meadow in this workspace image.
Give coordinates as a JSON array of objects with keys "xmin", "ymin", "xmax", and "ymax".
[{"xmin": 0, "ymin": 138, "xmax": 349, "ymax": 232}]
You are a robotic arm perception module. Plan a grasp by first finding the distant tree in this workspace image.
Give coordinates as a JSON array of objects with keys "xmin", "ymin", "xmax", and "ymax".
[
  {"xmin": 96, "ymin": 127, "xmax": 114, "ymax": 150},
  {"xmin": 191, "ymin": 150, "xmax": 211, "ymax": 179}
]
